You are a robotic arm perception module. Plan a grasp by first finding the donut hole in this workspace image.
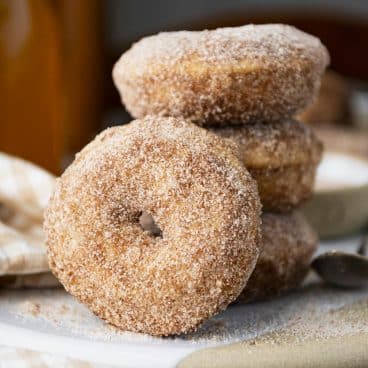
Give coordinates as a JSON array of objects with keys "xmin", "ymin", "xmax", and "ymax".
[{"xmin": 138, "ymin": 211, "xmax": 162, "ymax": 238}]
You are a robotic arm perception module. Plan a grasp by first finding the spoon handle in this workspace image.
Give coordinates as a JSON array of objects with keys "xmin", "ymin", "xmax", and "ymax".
[{"xmin": 358, "ymin": 235, "xmax": 368, "ymax": 256}]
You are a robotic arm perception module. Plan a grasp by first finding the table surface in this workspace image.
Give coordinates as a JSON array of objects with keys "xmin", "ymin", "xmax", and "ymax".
[{"xmin": 0, "ymin": 236, "xmax": 367, "ymax": 368}]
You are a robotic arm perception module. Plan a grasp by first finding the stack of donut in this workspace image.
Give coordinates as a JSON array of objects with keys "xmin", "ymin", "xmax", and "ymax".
[{"xmin": 45, "ymin": 24, "xmax": 329, "ymax": 336}]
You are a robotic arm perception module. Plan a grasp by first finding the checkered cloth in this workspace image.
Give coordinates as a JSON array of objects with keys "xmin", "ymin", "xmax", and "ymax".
[{"xmin": 0, "ymin": 152, "xmax": 58, "ymax": 288}]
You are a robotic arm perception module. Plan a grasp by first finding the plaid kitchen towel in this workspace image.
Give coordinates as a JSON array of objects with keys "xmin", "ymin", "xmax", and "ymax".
[{"xmin": 0, "ymin": 152, "xmax": 58, "ymax": 288}]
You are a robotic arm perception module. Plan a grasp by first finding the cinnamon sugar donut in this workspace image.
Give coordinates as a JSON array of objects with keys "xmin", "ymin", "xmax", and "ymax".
[
  {"xmin": 212, "ymin": 119, "xmax": 323, "ymax": 212},
  {"xmin": 44, "ymin": 116, "xmax": 261, "ymax": 336},
  {"xmin": 113, "ymin": 24, "xmax": 329, "ymax": 126},
  {"xmin": 237, "ymin": 212, "xmax": 318, "ymax": 303}
]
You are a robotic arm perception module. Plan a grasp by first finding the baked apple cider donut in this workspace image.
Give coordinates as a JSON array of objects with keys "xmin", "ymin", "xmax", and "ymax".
[
  {"xmin": 212, "ymin": 119, "xmax": 323, "ymax": 212},
  {"xmin": 44, "ymin": 116, "xmax": 261, "ymax": 336},
  {"xmin": 237, "ymin": 212, "xmax": 318, "ymax": 303},
  {"xmin": 113, "ymin": 24, "xmax": 329, "ymax": 126}
]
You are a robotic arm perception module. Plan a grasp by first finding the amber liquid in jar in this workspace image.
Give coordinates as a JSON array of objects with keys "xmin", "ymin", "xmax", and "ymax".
[{"xmin": 0, "ymin": 0, "xmax": 63, "ymax": 173}]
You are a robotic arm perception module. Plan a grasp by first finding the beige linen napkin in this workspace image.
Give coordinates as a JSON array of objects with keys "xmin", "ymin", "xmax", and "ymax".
[{"xmin": 0, "ymin": 152, "xmax": 59, "ymax": 288}]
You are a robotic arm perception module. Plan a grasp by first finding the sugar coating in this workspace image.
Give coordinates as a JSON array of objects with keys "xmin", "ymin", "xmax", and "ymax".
[
  {"xmin": 113, "ymin": 24, "xmax": 330, "ymax": 126},
  {"xmin": 44, "ymin": 116, "xmax": 261, "ymax": 336},
  {"xmin": 211, "ymin": 119, "xmax": 323, "ymax": 168},
  {"xmin": 211, "ymin": 120, "xmax": 323, "ymax": 212},
  {"xmin": 248, "ymin": 163, "xmax": 320, "ymax": 212},
  {"xmin": 237, "ymin": 212, "xmax": 318, "ymax": 303}
]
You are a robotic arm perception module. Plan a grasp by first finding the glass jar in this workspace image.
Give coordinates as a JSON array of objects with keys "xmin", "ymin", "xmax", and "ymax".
[{"xmin": 0, "ymin": 0, "xmax": 63, "ymax": 173}]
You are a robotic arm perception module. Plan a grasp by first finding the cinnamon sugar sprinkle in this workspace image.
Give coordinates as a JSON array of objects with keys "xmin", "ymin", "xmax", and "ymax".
[
  {"xmin": 237, "ymin": 212, "xmax": 318, "ymax": 303},
  {"xmin": 113, "ymin": 24, "xmax": 329, "ymax": 125},
  {"xmin": 44, "ymin": 117, "xmax": 261, "ymax": 336},
  {"xmin": 211, "ymin": 119, "xmax": 323, "ymax": 168},
  {"xmin": 5, "ymin": 284, "xmax": 368, "ymax": 345}
]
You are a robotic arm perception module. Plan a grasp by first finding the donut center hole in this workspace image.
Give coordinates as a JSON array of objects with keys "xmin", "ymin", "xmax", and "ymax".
[{"xmin": 138, "ymin": 211, "xmax": 162, "ymax": 238}]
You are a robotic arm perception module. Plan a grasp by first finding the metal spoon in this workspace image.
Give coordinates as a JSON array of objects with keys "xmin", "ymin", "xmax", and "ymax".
[
  {"xmin": 358, "ymin": 236, "xmax": 368, "ymax": 256},
  {"xmin": 312, "ymin": 236, "xmax": 368, "ymax": 288}
]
